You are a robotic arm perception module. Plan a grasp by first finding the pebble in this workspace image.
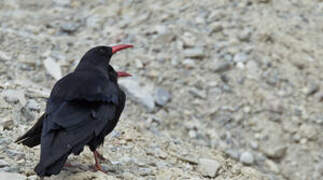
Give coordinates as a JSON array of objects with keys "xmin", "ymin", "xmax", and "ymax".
[
  {"xmin": 154, "ymin": 87, "xmax": 171, "ymax": 106},
  {"xmin": 60, "ymin": 22, "xmax": 80, "ymax": 34},
  {"xmin": 0, "ymin": 172, "xmax": 26, "ymax": 180},
  {"xmin": 240, "ymin": 151, "xmax": 254, "ymax": 165},
  {"xmin": 212, "ymin": 60, "xmax": 231, "ymax": 73},
  {"xmin": 26, "ymin": 99, "xmax": 40, "ymax": 111},
  {"xmin": 210, "ymin": 22, "xmax": 223, "ymax": 33},
  {"xmin": 225, "ymin": 149, "xmax": 240, "ymax": 160},
  {"xmin": 1, "ymin": 119, "xmax": 14, "ymax": 130},
  {"xmin": 303, "ymin": 83, "xmax": 319, "ymax": 96},
  {"xmin": 183, "ymin": 48, "xmax": 204, "ymax": 59},
  {"xmin": 0, "ymin": 51, "xmax": 11, "ymax": 61},
  {"xmin": 189, "ymin": 88, "xmax": 207, "ymax": 99},
  {"xmin": 198, "ymin": 158, "xmax": 221, "ymax": 178},
  {"xmin": 182, "ymin": 32, "xmax": 196, "ymax": 47},
  {"xmin": 262, "ymin": 146, "xmax": 287, "ymax": 159},
  {"xmin": 299, "ymin": 124, "xmax": 317, "ymax": 140},
  {"xmin": 2, "ymin": 89, "xmax": 26, "ymax": 105},
  {"xmin": 43, "ymin": 57, "xmax": 62, "ymax": 80},
  {"xmin": 265, "ymin": 160, "xmax": 280, "ymax": 174},
  {"xmin": 238, "ymin": 29, "xmax": 252, "ymax": 41},
  {"xmin": 119, "ymin": 78, "xmax": 155, "ymax": 112},
  {"xmin": 0, "ymin": 159, "xmax": 9, "ymax": 168},
  {"xmin": 182, "ymin": 59, "xmax": 196, "ymax": 68},
  {"xmin": 154, "ymin": 33, "xmax": 176, "ymax": 44},
  {"xmin": 233, "ymin": 53, "xmax": 248, "ymax": 63}
]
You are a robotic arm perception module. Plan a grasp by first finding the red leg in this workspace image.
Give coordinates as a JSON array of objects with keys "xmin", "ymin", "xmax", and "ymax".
[
  {"xmin": 95, "ymin": 151, "xmax": 106, "ymax": 161},
  {"xmin": 64, "ymin": 162, "xmax": 73, "ymax": 167},
  {"xmin": 93, "ymin": 151, "xmax": 107, "ymax": 174}
]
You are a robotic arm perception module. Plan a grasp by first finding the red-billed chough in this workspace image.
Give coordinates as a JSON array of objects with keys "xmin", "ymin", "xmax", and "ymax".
[{"xmin": 15, "ymin": 44, "xmax": 133, "ymax": 177}]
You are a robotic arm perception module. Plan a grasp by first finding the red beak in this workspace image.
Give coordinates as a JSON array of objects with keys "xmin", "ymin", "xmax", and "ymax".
[
  {"xmin": 111, "ymin": 44, "xmax": 133, "ymax": 54},
  {"xmin": 117, "ymin": 71, "xmax": 132, "ymax": 78}
]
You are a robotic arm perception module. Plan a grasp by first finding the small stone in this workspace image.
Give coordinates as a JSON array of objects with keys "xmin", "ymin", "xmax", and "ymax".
[
  {"xmin": 233, "ymin": 53, "xmax": 248, "ymax": 63},
  {"xmin": 0, "ymin": 51, "xmax": 11, "ymax": 61},
  {"xmin": 265, "ymin": 160, "xmax": 280, "ymax": 174},
  {"xmin": 262, "ymin": 146, "xmax": 287, "ymax": 159},
  {"xmin": 138, "ymin": 168, "xmax": 153, "ymax": 176},
  {"xmin": 212, "ymin": 60, "xmax": 231, "ymax": 73},
  {"xmin": 210, "ymin": 22, "xmax": 223, "ymax": 33},
  {"xmin": 60, "ymin": 22, "xmax": 80, "ymax": 34},
  {"xmin": 0, "ymin": 172, "xmax": 26, "ymax": 180},
  {"xmin": 182, "ymin": 59, "xmax": 196, "ymax": 69},
  {"xmin": 1, "ymin": 119, "xmax": 14, "ymax": 130},
  {"xmin": 154, "ymin": 25, "xmax": 168, "ymax": 34},
  {"xmin": 299, "ymin": 124, "xmax": 317, "ymax": 140},
  {"xmin": 198, "ymin": 158, "xmax": 221, "ymax": 178},
  {"xmin": 2, "ymin": 89, "xmax": 26, "ymax": 105},
  {"xmin": 44, "ymin": 57, "xmax": 62, "ymax": 80},
  {"xmin": 154, "ymin": 87, "xmax": 171, "ymax": 106},
  {"xmin": 0, "ymin": 159, "xmax": 9, "ymax": 168},
  {"xmin": 182, "ymin": 32, "xmax": 196, "ymax": 47},
  {"xmin": 303, "ymin": 83, "xmax": 319, "ymax": 96},
  {"xmin": 154, "ymin": 33, "xmax": 176, "ymax": 44},
  {"xmin": 240, "ymin": 151, "xmax": 254, "ymax": 165},
  {"xmin": 184, "ymin": 48, "xmax": 204, "ymax": 59},
  {"xmin": 250, "ymin": 141, "xmax": 259, "ymax": 150},
  {"xmin": 26, "ymin": 99, "xmax": 40, "ymax": 111},
  {"xmin": 225, "ymin": 149, "xmax": 239, "ymax": 160},
  {"xmin": 189, "ymin": 88, "xmax": 207, "ymax": 99},
  {"xmin": 238, "ymin": 29, "xmax": 252, "ymax": 41}
]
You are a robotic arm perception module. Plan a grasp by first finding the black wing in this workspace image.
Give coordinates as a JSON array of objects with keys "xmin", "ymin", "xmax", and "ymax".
[
  {"xmin": 15, "ymin": 114, "xmax": 45, "ymax": 147},
  {"xmin": 34, "ymin": 70, "xmax": 123, "ymax": 176}
]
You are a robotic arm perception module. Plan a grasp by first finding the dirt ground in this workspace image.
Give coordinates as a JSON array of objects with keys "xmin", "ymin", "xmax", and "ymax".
[{"xmin": 0, "ymin": 0, "xmax": 322, "ymax": 179}]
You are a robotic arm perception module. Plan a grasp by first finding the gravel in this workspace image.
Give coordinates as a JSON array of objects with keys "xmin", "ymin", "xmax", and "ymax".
[{"xmin": 0, "ymin": 0, "xmax": 322, "ymax": 179}]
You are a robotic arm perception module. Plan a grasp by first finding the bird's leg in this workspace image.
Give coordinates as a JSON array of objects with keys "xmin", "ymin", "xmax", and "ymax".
[
  {"xmin": 93, "ymin": 151, "xmax": 107, "ymax": 173},
  {"xmin": 95, "ymin": 150, "xmax": 106, "ymax": 161},
  {"xmin": 64, "ymin": 162, "xmax": 73, "ymax": 167}
]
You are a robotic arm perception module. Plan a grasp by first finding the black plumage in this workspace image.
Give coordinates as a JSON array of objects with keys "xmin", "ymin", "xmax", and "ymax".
[{"xmin": 16, "ymin": 45, "xmax": 133, "ymax": 177}]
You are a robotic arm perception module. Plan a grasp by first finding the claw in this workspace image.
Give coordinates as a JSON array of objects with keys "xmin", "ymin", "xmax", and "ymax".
[{"xmin": 93, "ymin": 151, "xmax": 108, "ymax": 174}]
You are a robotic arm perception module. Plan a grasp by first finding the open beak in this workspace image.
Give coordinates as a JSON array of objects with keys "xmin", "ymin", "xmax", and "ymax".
[
  {"xmin": 112, "ymin": 44, "xmax": 133, "ymax": 78},
  {"xmin": 117, "ymin": 71, "xmax": 132, "ymax": 78},
  {"xmin": 111, "ymin": 44, "xmax": 133, "ymax": 54}
]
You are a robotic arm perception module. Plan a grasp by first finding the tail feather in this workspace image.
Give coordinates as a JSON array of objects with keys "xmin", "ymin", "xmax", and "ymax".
[{"xmin": 16, "ymin": 114, "xmax": 45, "ymax": 147}]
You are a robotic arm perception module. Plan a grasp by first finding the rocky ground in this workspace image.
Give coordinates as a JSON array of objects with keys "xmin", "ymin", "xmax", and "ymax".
[{"xmin": 0, "ymin": 0, "xmax": 323, "ymax": 179}]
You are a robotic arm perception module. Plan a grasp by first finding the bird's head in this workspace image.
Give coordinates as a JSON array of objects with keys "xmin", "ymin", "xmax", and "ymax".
[{"xmin": 77, "ymin": 44, "xmax": 133, "ymax": 78}]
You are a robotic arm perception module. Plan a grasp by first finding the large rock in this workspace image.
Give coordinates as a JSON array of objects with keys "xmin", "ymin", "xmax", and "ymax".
[
  {"xmin": 0, "ymin": 172, "xmax": 26, "ymax": 180},
  {"xmin": 119, "ymin": 78, "xmax": 155, "ymax": 112},
  {"xmin": 198, "ymin": 158, "xmax": 221, "ymax": 178}
]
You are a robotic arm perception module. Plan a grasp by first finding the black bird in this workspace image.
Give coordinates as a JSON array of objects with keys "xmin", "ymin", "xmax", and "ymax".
[{"xmin": 15, "ymin": 44, "xmax": 133, "ymax": 177}]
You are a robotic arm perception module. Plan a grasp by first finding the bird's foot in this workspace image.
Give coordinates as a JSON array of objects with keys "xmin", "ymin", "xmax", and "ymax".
[{"xmin": 93, "ymin": 163, "xmax": 108, "ymax": 174}]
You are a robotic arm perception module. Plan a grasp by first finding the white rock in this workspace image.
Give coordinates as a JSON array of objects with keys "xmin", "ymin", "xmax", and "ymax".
[
  {"xmin": 2, "ymin": 89, "xmax": 26, "ymax": 105},
  {"xmin": 299, "ymin": 124, "xmax": 317, "ymax": 140},
  {"xmin": 0, "ymin": 51, "xmax": 11, "ymax": 61},
  {"xmin": 44, "ymin": 57, "xmax": 62, "ymax": 80},
  {"xmin": 262, "ymin": 146, "xmax": 287, "ymax": 159},
  {"xmin": 184, "ymin": 48, "xmax": 204, "ymax": 59},
  {"xmin": 233, "ymin": 53, "xmax": 248, "ymax": 63},
  {"xmin": 0, "ymin": 172, "xmax": 26, "ymax": 180},
  {"xmin": 240, "ymin": 151, "xmax": 254, "ymax": 165},
  {"xmin": 198, "ymin": 158, "xmax": 221, "ymax": 178},
  {"xmin": 26, "ymin": 99, "xmax": 40, "ymax": 111},
  {"xmin": 154, "ymin": 87, "xmax": 171, "ymax": 106},
  {"xmin": 119, "ymin": 78, "xmax": 155, "ymax": 112}
]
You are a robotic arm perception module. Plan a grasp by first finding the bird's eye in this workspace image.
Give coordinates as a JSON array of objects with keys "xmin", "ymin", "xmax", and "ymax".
[{"xmin": 98, "ymin": 48, "xmax": 105, "ymax": 54}]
